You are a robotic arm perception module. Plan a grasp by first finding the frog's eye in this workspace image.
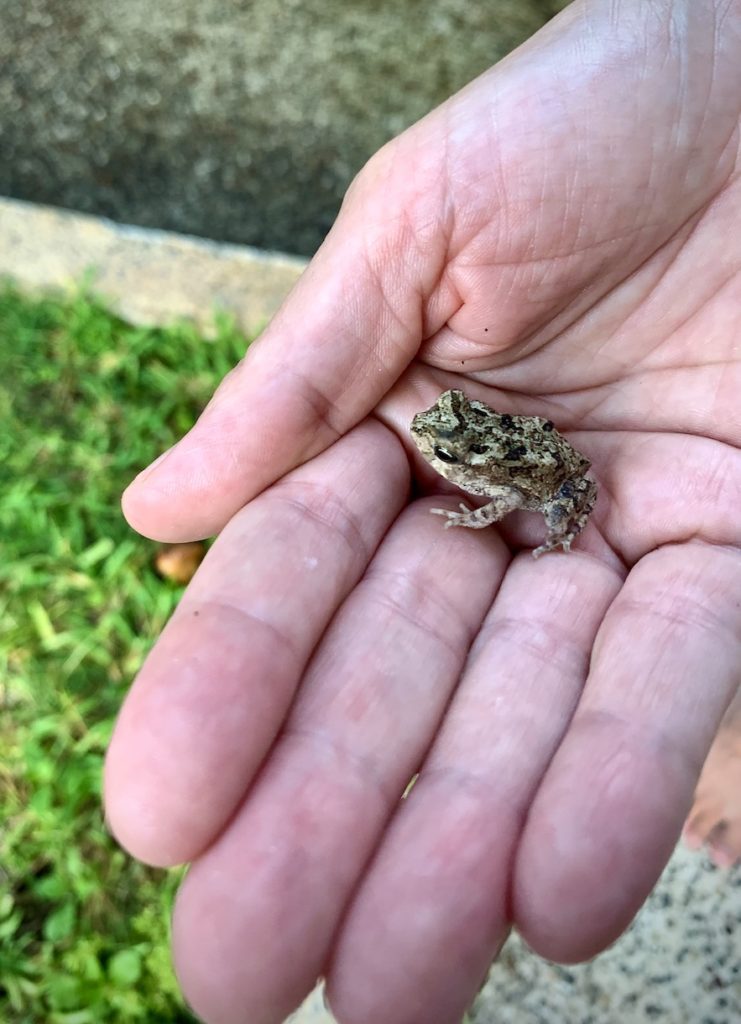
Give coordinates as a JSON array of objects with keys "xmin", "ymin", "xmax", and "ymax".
[{"xmin": 434, "ymin": 447, "xmax": 459, "ymax": 464}]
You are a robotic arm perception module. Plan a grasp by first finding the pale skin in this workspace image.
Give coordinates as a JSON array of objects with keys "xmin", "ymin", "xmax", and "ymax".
[{"xmin": 104, "ymin": 1, "xmax": 741, "ymax": 1022}]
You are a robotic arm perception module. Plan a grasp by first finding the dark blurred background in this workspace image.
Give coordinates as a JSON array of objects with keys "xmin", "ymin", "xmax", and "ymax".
[{"xmin": 0, "ymin": 0, "xmax": 566, "ymax": 256}]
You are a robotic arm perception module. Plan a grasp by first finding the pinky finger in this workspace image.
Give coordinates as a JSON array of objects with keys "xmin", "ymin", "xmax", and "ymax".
[{"xmin": 513, "ymin": 541, "xmax": 741, "ymax": 962}]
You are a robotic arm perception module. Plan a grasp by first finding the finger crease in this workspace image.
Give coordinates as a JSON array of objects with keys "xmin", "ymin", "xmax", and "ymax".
[
  {"xmin": 359, "ymin": 568, "xmax": 475, "ymax": 663},
  {"xmin": 178, "ymin": 596, "xmax": 304, "ymax": 674},
  {"xmin": 475, "ymin": 614, "xmax": 590, "ymax": 678},
  {"xmin": 268, "ymin": 482, "xmax": 372, "ymax": 568},
  {"xmin": 280, "ymin": 723, "xmax": 398, "ymax": 810}
]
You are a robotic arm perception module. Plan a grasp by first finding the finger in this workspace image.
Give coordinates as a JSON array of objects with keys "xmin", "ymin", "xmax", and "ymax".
[
  {"xmin": 121, "ymin": 183, "xmax": 446, "ymax": 541},
  {"xmin": 104, "ymin": 420, "xmax": 408, "ymax": 866},
  {"xmin": 123, "ymin": 0, "xmax": 738, "ymax": 543},
  {"xmin": 172, "ymin": 500, "xmax": 508, "ymax": 1024},
  {"xmin": 326, "ymin": 553, "xmax": 621, "ymax": 1024},
  {"xmin": 513, "ymin": 542, "xmax": 741, "ymax": 962},
  {"xmin": 593, "ymin": 432, "xmax": 741, "ymax": 563},
  {"xmin": 683, "ymin": 690, "xmax": 741, "ymax": 867}
]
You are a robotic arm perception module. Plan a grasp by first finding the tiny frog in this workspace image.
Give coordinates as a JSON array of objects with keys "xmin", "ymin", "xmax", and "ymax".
[{"xmin": 410, "ymin": 389, "xmax": 597, "ymax": 558}]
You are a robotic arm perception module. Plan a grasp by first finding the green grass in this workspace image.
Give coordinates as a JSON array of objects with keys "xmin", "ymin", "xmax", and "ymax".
[{"xmin": 0, "ymin": 284, "xmax": 251, "ymax": 1023}]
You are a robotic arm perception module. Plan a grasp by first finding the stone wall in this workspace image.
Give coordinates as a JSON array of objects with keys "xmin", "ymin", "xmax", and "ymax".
[{"xmin": 0, "ymin": 0, "xmax": 565, "ymax": 256}]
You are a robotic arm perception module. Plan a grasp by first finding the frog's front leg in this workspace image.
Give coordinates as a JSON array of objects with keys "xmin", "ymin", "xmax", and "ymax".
[
  {"xmin": 430, "ymin": 487, "xmax": 523, "ymax": 530},
  {"xmin": 534, "ymin": 476, "xmax": 598, "ymax": 557}
]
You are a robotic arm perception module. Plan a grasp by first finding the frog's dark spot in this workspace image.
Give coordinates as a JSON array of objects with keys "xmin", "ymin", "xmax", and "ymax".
[
  {"xmin": 542, "ymin": 420, "xmax": 555, "ymax": 432},
  {"xmin": 505, "ymin": 444, "xmax": 528, "ymax": 461},
  {"xmin": 470, "ymin": 405, "xmax": 489, "ymax": 418},
  {"xmin": 500, "ymin": 414, "xmax": 514, "ymax": 430},
  {"xmin": 558, "ymin": 480, "xmax": 576, "ymax": 498},
  {"xmin": 434, "ymin": 447, "xmax": 459, "ymax": 464},
  {"xmin": 468, "ymin": 443, "xmax": 489, "ymax": 455}
]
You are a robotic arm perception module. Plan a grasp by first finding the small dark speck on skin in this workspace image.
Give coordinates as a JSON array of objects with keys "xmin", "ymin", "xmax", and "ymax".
[
  {"xmin": 484, "ymin": 327, "xmax": 489, "ymax": 332},
  {"xmin": 505, "ymin": 444, "xmax": 528, "ymax": 460}
]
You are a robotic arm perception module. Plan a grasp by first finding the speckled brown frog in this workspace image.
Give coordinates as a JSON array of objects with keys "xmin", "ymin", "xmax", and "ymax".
[{"xmin": 410, "ymin": 389, "xmax": 597, "ymax": 558}]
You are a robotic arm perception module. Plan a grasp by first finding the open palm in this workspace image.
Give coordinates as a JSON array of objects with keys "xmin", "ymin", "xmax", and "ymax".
[{"xmin": 106, "ymin": 3, "xmax": 741, "ymax": 1023}]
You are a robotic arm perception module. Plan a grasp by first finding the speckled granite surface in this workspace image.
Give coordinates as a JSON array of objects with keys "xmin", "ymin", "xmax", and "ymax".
[
  {"xmin": 291, "ymin": 844, "xmax": 740, "ymax": 1024},
  {"xmin": 474, "ymin": 844, "xmax": 740, "ymax": 1024}
]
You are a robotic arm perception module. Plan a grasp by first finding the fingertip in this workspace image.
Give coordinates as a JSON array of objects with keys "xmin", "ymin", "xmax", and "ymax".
[
  {"xmin": 103, "ymin": 743, "xmax": 186, "ymax": 869},
  {"xmin": 121, "ymin": 458, "xmax": 217, "ymax": 542},
  {"xmin": 135, "ymin": 443, "xmax": 178, "ymax": 485},
  {"xmin": 512, "ymin": 735, "xmax": 687, "ymax": 964},
  {"xmin": 120, "ymin": 480, "xmax": 157, "ymax": 540}
]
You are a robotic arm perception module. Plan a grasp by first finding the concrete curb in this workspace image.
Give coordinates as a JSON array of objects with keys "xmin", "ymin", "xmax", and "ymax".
[{"xmin": 0, "ymin": 196, "xmax": 307, "ymax": 334}]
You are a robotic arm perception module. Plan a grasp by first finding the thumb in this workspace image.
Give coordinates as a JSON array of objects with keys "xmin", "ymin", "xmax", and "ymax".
[{"xmin": 122, "ymin": 140, "xmax": 449, "ymax": 540}]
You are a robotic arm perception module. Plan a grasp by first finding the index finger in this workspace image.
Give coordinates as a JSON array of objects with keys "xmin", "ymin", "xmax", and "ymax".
[{"xmin": 106, "ymin": 420, "xmax": 409, "ymax": 866}]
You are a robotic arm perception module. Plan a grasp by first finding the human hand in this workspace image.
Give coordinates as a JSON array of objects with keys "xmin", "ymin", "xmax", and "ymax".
[{"xmin": 105, "ymin": 2, "xmax": 741, "ymax": 1022}]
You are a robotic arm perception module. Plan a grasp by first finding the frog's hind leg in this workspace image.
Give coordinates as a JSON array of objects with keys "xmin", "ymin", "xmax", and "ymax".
[{"xmin": 533, "ymin": 477, "xmax": 597, "ymax": 558}]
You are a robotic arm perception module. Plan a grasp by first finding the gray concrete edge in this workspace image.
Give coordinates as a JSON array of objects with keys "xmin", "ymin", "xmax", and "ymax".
[{"xmin": 0, "ymin": 196, "xmax": 308, "ymax": 335}]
